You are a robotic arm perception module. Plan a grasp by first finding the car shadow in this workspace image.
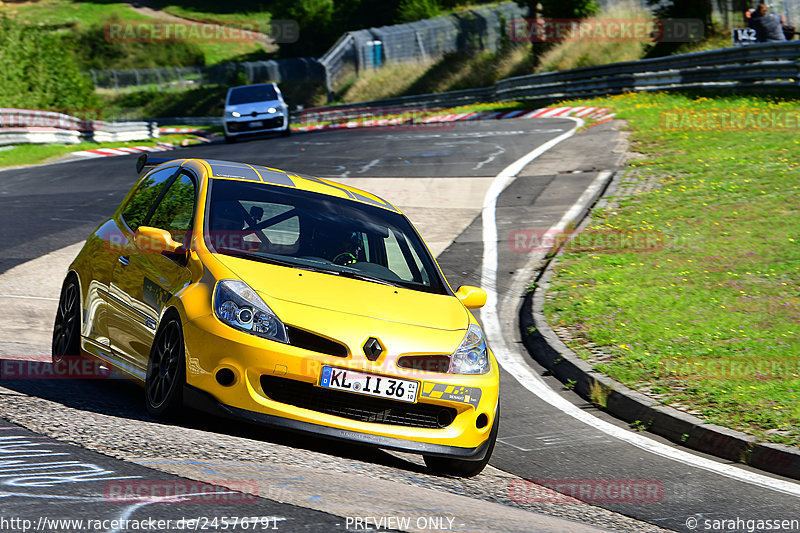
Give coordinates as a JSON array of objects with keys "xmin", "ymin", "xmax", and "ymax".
[{"xmin": 0, "ymin": 358, "xmax": 428, "ymax": 474}]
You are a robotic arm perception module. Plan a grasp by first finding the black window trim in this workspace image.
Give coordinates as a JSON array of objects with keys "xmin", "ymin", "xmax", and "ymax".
[
  {"xmin": 119, "ymin": 166, "xmax": 181, "ymax": 233},
  {"xmin": 142, "ymin": 168, "xmax": 200, "ymax": 233}
]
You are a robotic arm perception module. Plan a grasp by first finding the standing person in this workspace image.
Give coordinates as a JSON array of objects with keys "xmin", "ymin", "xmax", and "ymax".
[{"xmin": 748, "ymin": 3, "xmax": 787, "ymax": 42}]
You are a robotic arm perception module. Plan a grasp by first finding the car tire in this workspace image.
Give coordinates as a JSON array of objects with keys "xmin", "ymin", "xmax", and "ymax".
[
  {"xmin": 224, "ymin": 135, "xmax": 236, "ymax": 144},
  {"xmin": 52, "ymin": 274, "xmax": 81, "ymax": 363},
  {"xmin": 280, "ymin": 125, "xmax": 291, "ymax": 137},
  {"xmin": 423, "ymin": 402, "xmax": 499, "ymax": 478},
  {"xmin": 145, "ymin": 313, "xmax": 186, "ymax": 419}
]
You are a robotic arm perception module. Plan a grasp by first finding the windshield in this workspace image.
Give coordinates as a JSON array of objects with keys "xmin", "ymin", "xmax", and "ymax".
[
  {"xmin": 227, "ymin": 84, "xmax": 279, "ymax": 105},
  {"xmin": 205, "ymin": 179, "xmax": 448, "ymax": 294}
]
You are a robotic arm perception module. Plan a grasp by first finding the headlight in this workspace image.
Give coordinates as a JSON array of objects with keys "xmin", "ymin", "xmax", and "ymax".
[
  {"xmin": 450, "ymin": 324, "xmax": 490, "ymax": 374},
  {"xmin": 267, "ymin": 107, "xmax": 277, "ymax": 114},
  {"xmin": 229, "ymin": 111, "xmax": 241, "ymax": 118},
  {"xmin": 214, "ymin": 279, "xmax": 288, "ymax": 343}
]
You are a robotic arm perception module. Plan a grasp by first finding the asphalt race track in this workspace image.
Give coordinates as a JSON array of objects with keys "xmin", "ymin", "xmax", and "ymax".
[{"xmin": 1, "ymin": 119, "xmax": 799, "ymax": 532}]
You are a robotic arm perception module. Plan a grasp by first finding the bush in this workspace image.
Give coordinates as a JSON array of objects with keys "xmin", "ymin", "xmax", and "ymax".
[
  {"xmin": 0, "ymin": 16, "xmax": 96, "ymax": 110},
  {"xmin": 70, "ymin": 23, "xmax": 206, "ymax": 70},
  {"xmin": 397, "ymin": 0, "xmax": 441, "ymax": 23}
]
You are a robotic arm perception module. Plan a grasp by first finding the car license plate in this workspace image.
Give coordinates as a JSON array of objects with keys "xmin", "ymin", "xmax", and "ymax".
[
  {"xmin": 249, "ymin": 121, "xmax": 263, "ymax": 127},
  {"xmin": 319, "ymin": 366, "xmax": 418, "ymax": 403}
]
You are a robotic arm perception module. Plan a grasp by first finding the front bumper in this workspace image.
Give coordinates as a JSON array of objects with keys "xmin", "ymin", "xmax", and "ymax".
[
  {"xmin": 182, "ymin": 313, "xmax": 499, "ymax": 457},
  {"xmin": 183, "ymin": 384, "xmax": 494, "ymax": 460},
  {"xmin": 224, "ymin": 115, "xmax": 287, "ymax": 136}
]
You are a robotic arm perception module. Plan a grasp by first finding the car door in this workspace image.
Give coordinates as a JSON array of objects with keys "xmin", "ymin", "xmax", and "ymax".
[
  {"xmin": 108, "ymin": 170, "xmax": 197, "ymax": 376},
  {"xmin": 88, "ymin": 166, "xmax": 177, "ymax": 361}
]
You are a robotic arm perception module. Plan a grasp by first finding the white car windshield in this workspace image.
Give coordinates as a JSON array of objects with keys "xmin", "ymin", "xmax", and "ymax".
[{"xmin": 228, "ymin": 85, "xmax": 279, "ymax": 105}]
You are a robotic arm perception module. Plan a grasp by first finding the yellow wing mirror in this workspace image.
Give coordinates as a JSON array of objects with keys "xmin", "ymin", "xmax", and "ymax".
[
  {"xmin": 134, "ymin": 226, "xmax": 184, "ymax": 255},
  {"xmin": 455, "ymin": 285, "xmax": 487, "ymax": 309}
]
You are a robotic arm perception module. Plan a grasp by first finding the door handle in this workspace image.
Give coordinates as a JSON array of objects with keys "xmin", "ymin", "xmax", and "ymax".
[{"xmin": 118, "ymin": 256, "xmax": 130, "ymax": 266}]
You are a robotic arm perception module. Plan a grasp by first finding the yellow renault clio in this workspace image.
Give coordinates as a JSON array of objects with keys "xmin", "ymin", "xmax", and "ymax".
[{"xmin": 53, "ymin": 155, "xmax": 499, "ymax": 476}]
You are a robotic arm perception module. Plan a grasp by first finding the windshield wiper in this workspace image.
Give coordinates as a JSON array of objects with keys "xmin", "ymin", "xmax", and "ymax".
[
  {"xmin": 336, "ymin": 270, "xmax": 404, "ymax": 288},
  {"xmin": 215, "ymin": 248, "xmax": 405, "ymax": 287},
  {"xmin": 215, "ymin": 248, "xmax": 332, "ymax": 274}
]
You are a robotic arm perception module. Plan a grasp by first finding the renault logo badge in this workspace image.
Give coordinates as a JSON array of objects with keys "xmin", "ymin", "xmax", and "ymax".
[{"xmin": 363, "ymin": 337, "xmax": 383, "ymax": 361}]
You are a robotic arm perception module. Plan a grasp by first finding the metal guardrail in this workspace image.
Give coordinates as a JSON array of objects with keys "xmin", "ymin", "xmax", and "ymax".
[
  {"xmin": 0, "ymin": 108, "xmax": 156, "ymax": 146},
  {"xmin": 298, "ymin": 41, "xmax": 800, "ymax": 121},
  {"xmin": 117, "ymin": 41, "xmax": 800, "ymax": 127}
]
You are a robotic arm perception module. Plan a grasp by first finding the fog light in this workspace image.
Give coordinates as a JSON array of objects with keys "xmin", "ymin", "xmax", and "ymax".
[
  {"xmin": 476, "ymin": 413, "xmax": 488, "ymax": 429},
  {"xmin": 216, "ymin": 368, "xmax": 236, "ymax": 386}
]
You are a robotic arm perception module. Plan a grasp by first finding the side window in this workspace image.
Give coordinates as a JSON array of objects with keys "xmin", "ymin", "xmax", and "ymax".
[
  {"xmin": 385, "ymin": 231, "xmax": 413, "ymax": 281},
  {"xmin": 120, "ymin": 168, "xmax": 177, "ymax": 232},
  {"xmin": 148, "ymin": 173, "xmax": 197, "ymax": 243},
  {"xmin": 384, "ymin": 230, "xmax": 428, "ymax": 285}
]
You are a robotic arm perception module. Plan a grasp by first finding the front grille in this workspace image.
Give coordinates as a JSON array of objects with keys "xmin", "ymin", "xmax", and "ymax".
[
  {"xmin": 226, "ymin": 116, "xmax": 283, "ymax": 132},
  {"xmin": 260, "ymin": 375, "xmax": 457, "ymax": 429},
  {"xmin": 286, "ymin": 326, "xmax": 348, "ymax": 358}
]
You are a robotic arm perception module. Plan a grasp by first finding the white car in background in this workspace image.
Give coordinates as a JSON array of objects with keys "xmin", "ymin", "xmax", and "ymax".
[{"xmin": 223, "ymin": 82, "xmax": 290, "ymax": 143}]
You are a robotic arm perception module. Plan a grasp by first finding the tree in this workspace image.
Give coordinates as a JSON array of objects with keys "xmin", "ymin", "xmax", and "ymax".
[
  {"xmin": 645, "ymin": 0, "xmax": 713, "ymax": 57},
  {"xmin": 516, "ymin": 0, "xmax": 600, "ymax": 19},
  {"xmin": 397, "ymin": 0, "xmax": 441, "ymax": 23},
  {"xmin": 646, "ymin": 0, "xmax": 713, "ymax": 28}
]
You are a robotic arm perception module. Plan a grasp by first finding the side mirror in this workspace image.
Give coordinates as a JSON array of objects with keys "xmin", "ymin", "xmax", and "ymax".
[
  {"xmin": 218, "ymin": 102, "xmax": 226, "ymax": 109},
  {"xmin": 455, "ymin": 285, "xmax": 487, "ymax": 310},
  {"xmin": 134, "ymin": 226, "xmax": 184, "ymax": 255}
]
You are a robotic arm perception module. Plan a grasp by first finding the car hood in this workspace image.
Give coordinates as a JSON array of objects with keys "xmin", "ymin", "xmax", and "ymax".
[
  {"xmin": 213, "ymin": 254, "xmax": 469, "ymax": 331},
  {"xmin": 226, "ymin": 100, "xmax": 283, "ymax": 116}
]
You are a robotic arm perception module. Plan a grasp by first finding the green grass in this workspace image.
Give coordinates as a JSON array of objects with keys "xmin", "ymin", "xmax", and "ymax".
[
  {"xmin": 2, "ymin": 0, "xmax": 149, "ymax": 26},
  {"xmin": 0, "ymin": 1, "xmax": 268, "ymax": 66},
  {"xmin": 156, "ymin": 5, "xmax": 271, "ymax": 29},
  {"xmin": 336, "ymin": 45, "xmax": 533, "ymax": 104},
  {"xmin": 0, "ymin": 135, "xmax": 197, "ymax": 169},
  {"xmin": 534, "ymin": 5, "xmax": 652, "ymax": 73},
  {"xmin": 99, "ymin": 85, "xmax": 228, "ymax": 120},
  {"xmin": 542, "ymin": 92, "xmax": 800, "ymax": 445}
]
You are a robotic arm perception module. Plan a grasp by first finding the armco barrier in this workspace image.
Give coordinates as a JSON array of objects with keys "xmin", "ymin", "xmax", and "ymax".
[
  {"xmin": 0, "ymin": 108, "xmax": 156, "ymax": 146},
  {"xmin": 116, "ymin": 42, "xmax": 800, "ymax": 131},
  {"xmin": 304, "ymin": 41, "xmax": 800, "ymax": 116}
]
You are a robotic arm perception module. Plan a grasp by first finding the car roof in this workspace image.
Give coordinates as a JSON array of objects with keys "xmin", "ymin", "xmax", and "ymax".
[
  {"xmin": 169, "ymin": 158, "xmax": 399, "ymax": 213},
  {"xmin": 229, "ymin": 82, "xmax": 276, "ymax": 89}
]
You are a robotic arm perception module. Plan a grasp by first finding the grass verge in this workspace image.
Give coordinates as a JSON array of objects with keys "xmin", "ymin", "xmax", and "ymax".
[
  {"xmin": 0, "ymin": 0, "xmax": 268, "ymax": 66},
  {"xmin": 542, "ymin": 92, "xmax": 800, "ymax": 445},
  {"xmin": 336, "ymin": 45, "xmax": 534, "ymax": 104},
  {"xmin": 0, "ymin": 135, "xmax": 198, "ymax": 169}
]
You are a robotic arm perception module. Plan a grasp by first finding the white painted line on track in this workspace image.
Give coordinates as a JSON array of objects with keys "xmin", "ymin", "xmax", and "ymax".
[
  {"xmin": 0, "ymin": 294, "xmax": 58, "ymax": 301},
  {"xmin": 480, "ymin": 117, "xmax": 800, "ymax": 498}
]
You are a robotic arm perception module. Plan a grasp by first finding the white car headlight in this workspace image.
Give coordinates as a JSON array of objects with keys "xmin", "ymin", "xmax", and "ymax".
[
  {"xmin": 450, "ymin": 324, "xmax": 490, "ymax": 374},
  {"xmin": 214, "ymin": 279, "xmax": 288, "ymax": 343},
  {"xmin": 228, "ymin": 111, "xmax": 241, "ymax": 118},
  {"xmin": 267, "ymin": 107, "xmax": 277, "ymax": 114}
]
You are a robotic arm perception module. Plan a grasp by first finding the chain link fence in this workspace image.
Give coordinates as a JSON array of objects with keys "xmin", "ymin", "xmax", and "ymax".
[
  {"xmin": 90, "ymin": 3, "xmax": 524, "ymax": 93},
  {"xmin": 89, "ymin": 1, "xmax": 800, "ymax": 96},
  {"xmin": 707, "ymin": 0, "xmax": 800, "ymax": 29},
  {"xmin": 319, "ymin": 3, "xmax": 526, "ymax": 93}
]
